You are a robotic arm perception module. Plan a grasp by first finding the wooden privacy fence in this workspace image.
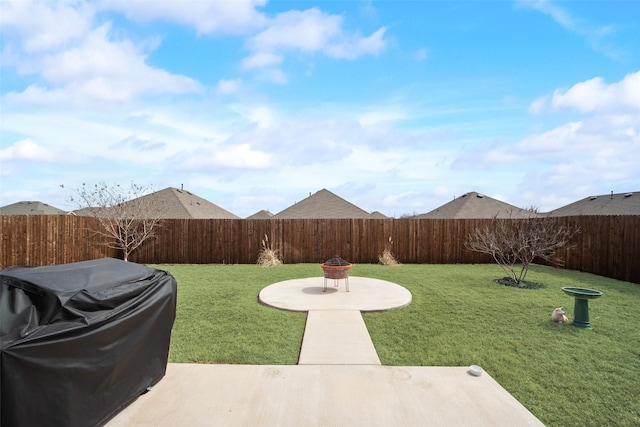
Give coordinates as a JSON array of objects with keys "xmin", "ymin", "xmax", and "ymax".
[
  {"xmin": 130, "ymin": 218, "xmax": 495, "ymax": 265},
  {"xmin": 1, "ymin": 215, "xmax": 639, "ymax": 284}
]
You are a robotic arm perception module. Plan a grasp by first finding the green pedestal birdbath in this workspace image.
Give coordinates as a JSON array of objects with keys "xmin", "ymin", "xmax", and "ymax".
[{"xmin": 562, "ymin": 287, "xmax": 603, "ymax": 329}]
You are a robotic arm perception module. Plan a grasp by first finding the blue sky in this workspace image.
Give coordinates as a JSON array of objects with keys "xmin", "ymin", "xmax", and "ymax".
[{"xmin": 1, "ymin": 0, "xmax": 639, "ymax": 217}]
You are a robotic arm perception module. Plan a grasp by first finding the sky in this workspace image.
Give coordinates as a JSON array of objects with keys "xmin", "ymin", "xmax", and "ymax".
[{"xmin": 1, "ymin": 0, "xmax": 639, "ymax": 218}]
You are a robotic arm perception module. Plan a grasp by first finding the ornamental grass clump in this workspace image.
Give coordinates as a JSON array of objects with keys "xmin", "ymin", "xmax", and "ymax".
[
  {"xmin": 257, "ymin": 234, "xmax": 282, "ymax": 267},
  {"xmin": 378, "ymin": 236, "xmax": 400, "ymax": 266}
]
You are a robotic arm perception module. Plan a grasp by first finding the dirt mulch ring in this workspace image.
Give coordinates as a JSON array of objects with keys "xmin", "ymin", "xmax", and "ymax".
[{"xmin": 494, "ymin": 277, "xmax": 546, "ymax": 290}]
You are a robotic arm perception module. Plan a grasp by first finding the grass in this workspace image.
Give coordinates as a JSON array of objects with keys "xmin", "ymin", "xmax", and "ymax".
[
  {"xmin": 159, "ymin": 264, "xmax": 314, "ymax": 365},
  {"xmin": 152, "ymin": 263, "xmax": 640, "ymax": 427}
]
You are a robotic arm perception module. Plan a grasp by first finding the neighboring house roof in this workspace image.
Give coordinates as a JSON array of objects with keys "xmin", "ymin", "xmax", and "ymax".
[
  {"xmin": 415, "ymin": 192, "xmax": 539, "ymax": 219},
  {"xmin": 140, "ymin": 187, "xmax": 239, "ymax": 219},
  {"xmin": 0, "ymin": 201, "xmax": 66, "ymax": 215},
  {"xmin": 74, "ymin": 187, "xmax": 239, "ymax": 219},
  {"xmin": 370, "ymin": 211, "xmax": 389, "ymax": 219},
  {"xmin": 246, "ymin": 210, "xmax": 274, "ymax": 219},
  {"xmin": 71, "ymin": 207, "xmax": 97, "ymax": 216},
  {"xmin": 273, "ymin": 189, "xmax": 373, "ymax": 219},
  {"xmin": 547, "ymin": 191, "xmax": 640, "ymax": 216}
]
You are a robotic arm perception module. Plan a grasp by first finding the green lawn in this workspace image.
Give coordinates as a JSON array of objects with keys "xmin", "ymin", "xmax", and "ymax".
[{"xmin": 154, "ymin": 263, "xmax": 640, "ymax": 427}]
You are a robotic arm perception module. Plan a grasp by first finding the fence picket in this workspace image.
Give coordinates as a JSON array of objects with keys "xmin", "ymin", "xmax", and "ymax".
[{"xmin": 0, "ymin": 215, "xmax": 638, "ymax": 284}]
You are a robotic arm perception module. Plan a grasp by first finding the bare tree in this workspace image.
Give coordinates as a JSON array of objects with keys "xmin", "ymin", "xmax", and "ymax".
[
  {"xmin": 70, "ymin": 182, "xmax": 165, "ymax": 261},
  {"xmin": 465, "ymin": 216, "xmax": 579, "ymax": 284}
]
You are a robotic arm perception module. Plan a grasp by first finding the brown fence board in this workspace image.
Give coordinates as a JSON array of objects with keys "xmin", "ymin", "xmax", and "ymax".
[{"xmin": 1, "ymin": 215, "xmax": 638, "ymax": 284}]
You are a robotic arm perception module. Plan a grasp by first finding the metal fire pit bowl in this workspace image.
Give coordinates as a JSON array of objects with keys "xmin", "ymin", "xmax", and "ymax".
[{"xmin": 321, "ymin": 256, "xmax": 352, "ymax": 292}]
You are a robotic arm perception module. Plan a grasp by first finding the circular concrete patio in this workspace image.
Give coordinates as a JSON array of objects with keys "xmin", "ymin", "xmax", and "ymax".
[{"xmin": 258, "ymin": 276, "xmax": 412, "ymax": 312}]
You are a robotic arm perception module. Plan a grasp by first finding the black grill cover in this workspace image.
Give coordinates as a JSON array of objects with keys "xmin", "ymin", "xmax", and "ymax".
[{"xmin": 0, "ymin": 258, "xmax": 177, "ymax": 427}]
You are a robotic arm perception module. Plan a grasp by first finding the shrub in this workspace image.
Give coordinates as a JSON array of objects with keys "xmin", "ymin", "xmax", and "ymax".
[
  {"xmin": 465, "ymin": 215, "xmax": 579, "ymax": 284},
  {"xmin": 257, "ymin": 234, "xmax": 282, "ymax": 267},
  {"xmin": 378, "ymin": 236, "xmax": 400, "ymax": 266}
]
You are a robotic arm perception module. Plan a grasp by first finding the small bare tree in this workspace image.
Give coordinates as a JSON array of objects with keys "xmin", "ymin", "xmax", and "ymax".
[
  {"xmin": 465, "ymin": 216, "xmax": 579, "ymax": 284},
  {"xmin": 70, "ymin": 182, "xmax": 165, "ymax": 261}
]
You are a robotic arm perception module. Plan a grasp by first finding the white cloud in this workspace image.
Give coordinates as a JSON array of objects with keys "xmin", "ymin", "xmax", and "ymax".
[
  {"xmin": 256, "ymin": 68, "xmax": 288, "ymax": 84},
  {"xmin": 180, "ymin": 143, "xmax": 272, "ymax": 170},
  {"xmin": 474, "ymin": 114, "xmax": 638, "ymax": 171},
  {"xmin": 217, "ymin": 79, "xmax": 242, "ymax": 94},
  {"xmin": 241, "ymin": 52, "xmax": 283, "ymax": 70},
  {"xmin": 247, "ymin": 8, "xmax": 342, "ymax": 53},
  {"xmin": 0, "ymin": 0, "xmax": 93, "ymax": 53},
  {"xmin": 0, "ymin": 109, "xmax": 219, "ymax": 169},
  {"xmin": 452, "ymin": 69, "xmax": 640, "ymax": 211},
  {"xmin": 382, "ymin": 191, "xmax": 421, "ymax": 208},
  {"xmin": 519, "ymin": 0, "xmax": 577, "ymax": 30},
  {"xmin": 3, "ymin": 22, "xmax": 203, "ymax": 106},
  {"xmin": 528, "ymin": 95, "xmax": 549, "ymax": 115},
  {"xmin": 325, "ymin": 27, "xmax": 387, "ymax": 60},
  {"xmin": 101, "ymin": 0, "xmax": 268, "ymax": 35},
  {"xmin": 243, "ymin": 7, "xmax": 387, "ymax": 69},
  {"xmin": 111, "ymin": 135, "xmax": 166, "ymax": 152},
  {"xmin": 0, "ymin": 138, "xmax": 56, "ymax": 162},
  {"xmin": 517, "ymin": 0, "xmax": 621, "ymax": 58},
  {"xmin": 530, "ymin": 70, "xmax": 640, "ymax": 114},
  {"xmin": 218, "ymin": 144, "xmax": 271, "ymax": 168},
  {"xmin": 231, "ymin": 105, "xmax": 277, "ymax": 129},
  {"xmin": 1, "ymin": 2, "xmax": 204, "ymax": 108},
  {"xmin": 555, "ymin": 71, "xmax": 640, "ymax": 113},
  {"xmin": 517, "ymin": 121, "xmax": 591, "ymax": 156},
  {"xmin": 357, "ymin": 109, "xmax": 407, "ymax": 127}
]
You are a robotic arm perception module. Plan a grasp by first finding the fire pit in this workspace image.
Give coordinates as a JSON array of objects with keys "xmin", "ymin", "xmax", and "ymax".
[{"xmin": 321, "ymin": 256, "xmax": 352, "ymax": 292}]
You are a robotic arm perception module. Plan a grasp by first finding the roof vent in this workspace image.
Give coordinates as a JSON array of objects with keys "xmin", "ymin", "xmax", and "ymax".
[
  {"xmin": 476, "ymin": 194, "xmax": 484, "ymax": 198},
  {"xmin": 624, "ymin": 193, "xmax": 633, "ymax": 198},
  {"xmin": 589, "ymin": 196, "xmax": 597, "ymax": 200}
]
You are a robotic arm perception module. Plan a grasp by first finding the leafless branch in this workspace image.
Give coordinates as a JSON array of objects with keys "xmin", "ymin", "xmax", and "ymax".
[
  {"xmin": 70, "ymin": 182, "xmax": 166, "ymax": 261},
  {"xmin": 465, "ymin": 215, "xmax": 579, "ymax": 284}
]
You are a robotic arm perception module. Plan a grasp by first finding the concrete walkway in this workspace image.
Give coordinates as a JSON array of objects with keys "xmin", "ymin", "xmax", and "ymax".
[
  {"xmin": 299, "ymin": 310, "xmax": 381, "ymax": 365},
  {"xmin": 107, "ymin": 276, "xmax": 545, "ymax": 426}
]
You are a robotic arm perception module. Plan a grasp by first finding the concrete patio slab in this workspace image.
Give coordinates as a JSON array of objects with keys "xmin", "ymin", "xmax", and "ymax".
[
  {"xmin": 104, "ymin": 276, "xmax": 545, "ymax": 427},
  {"xmin": 259, "ymin": 276, "xmax": 412, "ymax": 312},
  {"xmin": 106, "ymin": 363, "xmax": 545, "ymax": 427},
  {"xmin": 298, "ymin": 310, "xmax": 381, "ymax": 365}
]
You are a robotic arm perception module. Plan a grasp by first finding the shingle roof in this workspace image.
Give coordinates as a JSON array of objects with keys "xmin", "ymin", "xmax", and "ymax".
[
  {"xmin": 547, "ymin": 191, "xmax": 640, "ymax": 216},
  {"xmin": 71, "ymin": 207, "xmax": 99, "ymax": 216},
  {"xmin": 73, "ymin": 187, "xmax": 239, "ymax": 219},
  {"xmin": 370, "ymin": 211, "xmax": 389, "ymax": 219},
  {"xmin": 415, "ymin": 192, "xmax": 540, "ymax": 219},
  {"xmin": 0, "ymin": 201, "xmax": 66, "ymax": 215},
  {"xmin": 246, "ymin": 210, "xmax": 274, "ymax": 219},
  {"xmin": 273, "ymin": 189, "xmax": 372, "ymax": 219},
  {"xmin": 145, "ymin": 187, "xmax": 239, "ymax": 219}
]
